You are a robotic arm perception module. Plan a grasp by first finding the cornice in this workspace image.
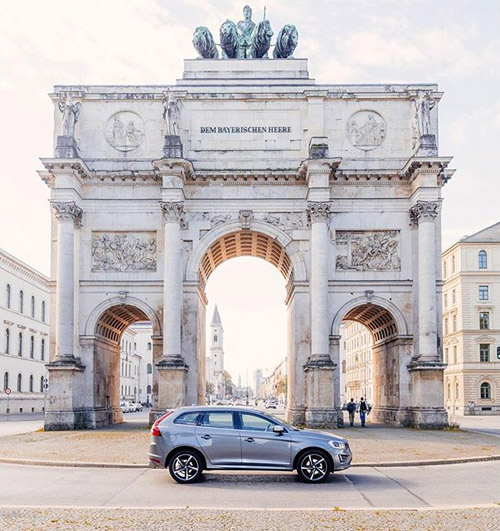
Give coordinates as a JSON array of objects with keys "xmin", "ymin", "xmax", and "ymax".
[{"xmin": 402, "ymin": 156, "xmax": 453, "ymax": 183}]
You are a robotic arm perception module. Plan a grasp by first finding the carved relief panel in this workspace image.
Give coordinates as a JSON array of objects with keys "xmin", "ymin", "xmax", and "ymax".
[
  {"xmin": 335, "ymin": 230, "xmax": 400, "ymax": 271},
  {"xmin": 91, "ymin": 232, "xmax": 157, "ymax": 272}
]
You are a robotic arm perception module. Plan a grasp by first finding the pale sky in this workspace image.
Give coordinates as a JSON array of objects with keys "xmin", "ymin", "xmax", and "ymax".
[{"xmin": 1, "ymin": 0, "xmax": 499, "ymax": 380}]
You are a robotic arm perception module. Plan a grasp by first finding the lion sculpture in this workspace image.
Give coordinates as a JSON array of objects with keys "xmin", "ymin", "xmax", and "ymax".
[
  {"xmin": 273, "ymin": 24, "xmax": 299, "ymax": 59},
  {"xmin": 220, "ymin": 19, "xmax": 238, "ymax": 59},
  {"xmin": 251, "ymin": 19, "xmax": 273, "ymax": 58},
  {"xmin": 192, "ymin": 26, "xmax": 219, "ymax": 59}
]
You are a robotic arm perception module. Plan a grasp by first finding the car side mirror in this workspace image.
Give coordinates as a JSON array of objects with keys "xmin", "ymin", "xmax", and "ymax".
[{"xmin": 273, "ymin": 425, "xmax": 284, "ymax": 435}]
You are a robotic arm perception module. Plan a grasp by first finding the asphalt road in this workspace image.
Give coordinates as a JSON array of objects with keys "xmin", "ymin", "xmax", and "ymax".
[{"xmin": 0, "ymin": 461, "xmax": 499, "ymax": 510}]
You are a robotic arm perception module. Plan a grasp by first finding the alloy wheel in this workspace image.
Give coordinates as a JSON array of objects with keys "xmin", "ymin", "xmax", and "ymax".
[
  {"xmin": 299, "ymin": 453, "xmax": 328, "ymax": 482},
  {"xmin": 172, "ymin": 453, "xmax": 200, "ymax": 482}
]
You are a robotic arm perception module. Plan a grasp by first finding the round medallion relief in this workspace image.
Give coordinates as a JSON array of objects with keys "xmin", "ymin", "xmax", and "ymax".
[
  {"xmin": 105, "ymin": 111, "xmax": 145, "ymax": 152},
  {"xmin": 346, "ymin": 110, "xmax": 386, "ymax": 151}
]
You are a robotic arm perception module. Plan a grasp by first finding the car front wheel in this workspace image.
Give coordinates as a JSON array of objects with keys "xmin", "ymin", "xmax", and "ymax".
[
  {"xmin": 169, "ymin": 450, "xmax": 204, "ymax": 484},
  {"xmin": 296, "ymin": 450, "xmax": 331, "ymax": 483}
]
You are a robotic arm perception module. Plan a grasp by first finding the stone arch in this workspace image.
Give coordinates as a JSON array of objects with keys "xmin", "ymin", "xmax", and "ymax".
[
  {"xmin": 84, "ymin": 296, "xmax": 161, "ymax": 338},
  {"xmin": 331, "ymin": 295, "xmax": 408, "ymax": 343},
  {"xmin": 186, "ymin": 220, "xmax": 307, "ymax": 284}
]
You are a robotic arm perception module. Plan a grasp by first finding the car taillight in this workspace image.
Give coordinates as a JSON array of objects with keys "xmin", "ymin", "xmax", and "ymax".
[{"xmin": 151, "ymin": 410, "xmax": 173, "ymax": 437}]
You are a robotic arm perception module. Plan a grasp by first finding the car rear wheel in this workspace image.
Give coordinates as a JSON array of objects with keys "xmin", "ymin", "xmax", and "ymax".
[
  {"xmin": 296, "ymin": 450, "xmax": 330, "ymax": 483},
  {"xmin": 169, "ymin": 450, "xmax": 204, "ymax": 484}
]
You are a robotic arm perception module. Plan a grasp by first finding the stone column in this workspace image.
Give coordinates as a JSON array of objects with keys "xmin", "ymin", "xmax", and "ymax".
[
  {"xmin": 52, "ymin": 201, "xmax": 82, "ymax": 362},
  {"xmin": 304, "ymin": 202, "xmax": 337, "ymax": 428},
  {"xmin": 153, "ymin": 201, "xmax": 187, "ymax": 418},
  {"xmin": 408, "ymin": 200, "xmax": 447, "ymax": 427},
  {"xmin": 410, "ymin": 200, "xmax": 440, "ymax": 361}
]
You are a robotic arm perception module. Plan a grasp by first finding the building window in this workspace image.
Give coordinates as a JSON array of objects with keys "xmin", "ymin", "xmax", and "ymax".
[
  {"xmin": 19, "ymin": 290, "xmax": 24, "ymax": 313},
  {"xmin": 479, "ymin": 312, "xmax": 490, "ymax": 330},
  {"xmin": 452, "ymin": 255, "xmax": 456, "ymax": 273},
  {"xmin": 41, "ymin": 339, "xmax": 45, "ymax": 361},
  {"xmin": 29, "ymin": 375, "xmax": 34, "ymax": 393},
  {"xmin": 6, "ymin": 284, "xmax": 11, "ymax": 308},
  {"xmin": 30, "ymin": 336, "xmax": 35, "ymax": 359},
  {"xmin": 17, "ymin": 373, "xmax": 22, "ymax": 392},
  {"xmin": 444, "ymin": 293, "xmax": 448, "ymax": 308},
  {"xmin": 479, "ymin": 344, "xmax": 490, "ymax": 362},
  {"xmin": 444, "ymin": 318, "xmax": 449, "ymax": 335},
  {"xmin": 147, "ymin": 363, "xmax": 152, "ymax": 374},
  {"xmin": 31, "ymin": 296, "xmax": 35, "ymax": 318},
  {"xmin": 452, "ymin": 314, "xmax": 457, "ymax": 332},
  {"xmin": 147, "ymin": 384, "xmax": 152, "ymax": 394},
  {"xmin": 214, "ymin": 334, "xmax": 218, "ymax": 342},
  {"xmin": 41, "ymin": 301, "xmax": 46, "ymax": 322},
  {"xmin": 4, "ymin": 372, "xmax": 8, "ymax": 391},
  {"xmin": 147, "ymin": 342, "xmax": 152, "ymax": 350},
  {"xmin": 443, "ymin": 261, "xmax": 447, "ymax": 279},
  {"xmin": 480, "ymin": 382, "xmax": 491, "ymax": 400},
  {"xmin": 5, "ymin": 328, "xmax": 10, "ymax": 354},
  {"xmin": 18, "ymin": 332, "xmax": 23, "ymax": 356},
  {"xmin": 478, "ymin": 250, "xmax": 487, "ymax": 269},
  {"xmin": 455, "ymin": 382, "xmax": 459, "ymax": 399},
  {"xmin": 40, "ymin": 376, "xmax": 44, "ymax": 392},
  {"xmin": 453, "ymin": 345, "xmax": 457, "ymax": 364},
  {"xmin": 444, "ymin": 347, "xmax": 448, "ymax": 363},
  {"xmin": 479, "ymin": 285, "xmax": 489, "ymax": 300},
  {"xmin": 452, "ymin": 289, "xmax": 456, "ymax": 305},
  {"xmin": 447, "ymin": 382, "xmax": 451, "ymax": 400}
]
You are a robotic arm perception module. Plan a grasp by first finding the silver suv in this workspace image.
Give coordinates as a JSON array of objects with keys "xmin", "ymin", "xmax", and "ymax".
[{"xmin": 148, "ymin": 406, "xmax": 352, "ymax": 484}]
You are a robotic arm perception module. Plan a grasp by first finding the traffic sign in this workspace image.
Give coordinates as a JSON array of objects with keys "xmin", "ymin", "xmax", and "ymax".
[
  {"xmin": 5, "ymin": 388, "xmax": 11, "ymax": 395},
  {"xmin": 497, "ymin": 346, "xmax": 500, "ymax": 360}
]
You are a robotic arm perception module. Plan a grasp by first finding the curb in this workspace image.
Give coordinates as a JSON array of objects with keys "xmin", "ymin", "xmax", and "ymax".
[{"xmin": 1, "ymin": 454, "xmax": 500, "ymax": 469}]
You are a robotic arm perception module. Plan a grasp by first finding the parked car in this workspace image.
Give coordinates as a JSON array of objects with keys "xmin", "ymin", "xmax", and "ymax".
[
  {"xmin": 134, "ymin": 402, "xmax": 143, "ymax": 412},
  {"xmin": 148, "ymin": 406, "xmax": 352, "ymax": 484},
  {"xmin": 265, "ymin": 399, "xmax": 277, "ymax": 409}
]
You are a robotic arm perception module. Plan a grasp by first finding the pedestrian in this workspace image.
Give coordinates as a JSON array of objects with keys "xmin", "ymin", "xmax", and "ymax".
[
  {"xmin": 359, "ymin": 397, "xmax": 368, "ymax": 427},
  {"xmin": 346, "ymin": 398, "xmax": 356, "ymax": 426}
]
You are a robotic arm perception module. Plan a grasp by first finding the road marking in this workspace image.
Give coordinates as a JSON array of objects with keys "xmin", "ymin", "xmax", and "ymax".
[
  {"xmin": 341, "ymin": 473, "xmax": 375, "ymax": 507},
  {"xmin": 373, "ymin": 467, "xmax": 431, "ymax": 507}
]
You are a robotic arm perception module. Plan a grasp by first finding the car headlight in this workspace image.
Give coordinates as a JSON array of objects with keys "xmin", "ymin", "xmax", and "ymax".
[{"xmin": 328, "ymin": 440, "xmax": 347, "ymax": 450}]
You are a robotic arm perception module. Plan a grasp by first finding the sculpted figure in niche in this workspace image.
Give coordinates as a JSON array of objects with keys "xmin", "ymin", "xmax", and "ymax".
[
  {"xmin": 163, "ymin": 94, "xmax": 182, "ymax": 137},
  {"xmin": 415, "ymin": 91, "xmax": 435, "ymax": 136},
  {"xmin": 192, "ymin": 26, "xmax": 219, "ymax": 59},
  {"xmin": 237, "ymin": 5, "xmax": 257, "ymax": 58},
  {"xmin": 58, "ymin": 94, "xmax": 81, "ymax": 138}
]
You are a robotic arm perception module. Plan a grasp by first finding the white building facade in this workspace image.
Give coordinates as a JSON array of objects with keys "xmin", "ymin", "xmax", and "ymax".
[
  {"xmin": 443, "ymin": 223, "xmax": 500, "ymax": 416},
  {"xmin": 1, "ymin": 249, "xmax": 49, "ymax": 414},
  {"xmin": 40, "ymin": 16, "xmax": 455, "ymax": 429},
  {"xmin": 342, "ymin": 321, "xmax": 373, "ymax": 404}
]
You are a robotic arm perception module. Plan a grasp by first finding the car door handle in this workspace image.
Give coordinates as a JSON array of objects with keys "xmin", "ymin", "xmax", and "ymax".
[
  {"xmin": 200, "ymin": 434, "xmax": 212, "ymax": 440},
  {"xmin": 244, "ymin": 437, "xmax": 255, "ymax": 443}
]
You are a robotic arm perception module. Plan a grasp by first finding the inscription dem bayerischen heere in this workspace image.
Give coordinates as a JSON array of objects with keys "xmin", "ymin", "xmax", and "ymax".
[{"xmin": 200, "ymin": 126, "xmax": 292, "ymax": 134}]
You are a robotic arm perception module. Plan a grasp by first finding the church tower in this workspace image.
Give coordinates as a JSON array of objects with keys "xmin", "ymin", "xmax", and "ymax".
[{"xmin": 209, "ymin": 305, "xmax": 225, "ymax": 398}]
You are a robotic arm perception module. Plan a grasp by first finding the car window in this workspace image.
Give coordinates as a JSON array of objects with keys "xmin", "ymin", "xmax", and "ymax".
[
  {"xmin": 174, "ymin": 412, "xmax": 200, "ymax": 425},
  {"xmin": 201, "ymin": 411, "xmax": 235, "ymax": 429},
  {"xmin": 240, "ymin": 413, "xmax": 276, "ymax": 432}
]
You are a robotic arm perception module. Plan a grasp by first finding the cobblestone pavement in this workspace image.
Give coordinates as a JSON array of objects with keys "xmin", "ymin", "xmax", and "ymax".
[
  {"xmin": 1, "ymin": 507, "xmax": 499, "ymax": 530},
  {"xmin": 1, "ymin": 423, "xmax": 499, "ymax": 465}
]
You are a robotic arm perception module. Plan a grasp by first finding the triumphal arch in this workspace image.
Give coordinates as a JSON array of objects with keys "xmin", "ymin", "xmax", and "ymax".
[{"xmin": 40, "ymin": 7, "xmax": 454, "ymax": 430}]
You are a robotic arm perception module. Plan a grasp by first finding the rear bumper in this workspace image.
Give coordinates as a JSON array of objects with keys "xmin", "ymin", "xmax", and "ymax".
[{"xmin": 148, "ymin": 440, "xmax": 164, "ymax": 468}]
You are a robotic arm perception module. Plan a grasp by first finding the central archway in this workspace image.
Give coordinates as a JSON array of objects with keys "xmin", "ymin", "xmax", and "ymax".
[{"xmin": 184, "ymin": 224, "xmax": 307, "ymax": 421}]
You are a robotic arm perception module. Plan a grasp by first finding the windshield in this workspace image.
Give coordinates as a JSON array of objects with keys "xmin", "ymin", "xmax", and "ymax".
[{"xmin": 262, "ymin": 411, "xmax": 300, "ymax": 431}]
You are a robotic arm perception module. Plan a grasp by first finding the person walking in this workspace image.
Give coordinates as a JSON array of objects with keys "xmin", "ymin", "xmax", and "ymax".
[
  {"xmin": 346, "ymin": 398, "xmax": 356, "ymax": 426},
  {"xmin": 359, "ymin": 397, "xmax": 368, "ymax": 427}
]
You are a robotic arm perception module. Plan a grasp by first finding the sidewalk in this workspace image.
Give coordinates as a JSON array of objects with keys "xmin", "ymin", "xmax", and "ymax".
[{"xmin": 1, "ymin": 419, "xmax": 499, "ymax": 468}]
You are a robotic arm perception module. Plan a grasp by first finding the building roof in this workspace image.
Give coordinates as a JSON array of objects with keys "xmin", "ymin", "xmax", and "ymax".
[
  {"xmin": 459, "ymin": 221, "xmax": 500, "ymax": 244},
  {"xmin": 211, "ymin": 304, "xmax": 222, "ymax": 326}
]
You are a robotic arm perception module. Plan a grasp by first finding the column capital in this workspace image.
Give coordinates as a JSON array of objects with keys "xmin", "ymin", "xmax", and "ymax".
[
  {"xmin": 307, "ymin": 202, "xmax": 331, "ymax": 223},
  {"xmin": 409, "ymin": 200, "xmax": 440, "ymax": 225},
  {"xmin": 160, "ymin": 201, "xmax": 185, "ymax": 223},
  {"xmin": 51, "ymin": 201, "xmax": 83, "ymax": 225}
]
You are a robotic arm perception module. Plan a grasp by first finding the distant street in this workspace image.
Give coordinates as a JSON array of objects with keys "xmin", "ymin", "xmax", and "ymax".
[{"xmin": 1, "ymin": 461, "xmax": 499, "ymax": 510}]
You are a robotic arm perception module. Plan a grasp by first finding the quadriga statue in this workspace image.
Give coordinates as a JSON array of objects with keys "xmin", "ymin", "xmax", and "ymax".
[
  {"xmin": 192, "ymin": 26, "xmax": 219, "ymax": 59},
  {"xmin": 273, "ymin": 24, "xmax": 299, "ymax": 58},
  {"xmin": 220, "ymin": 19, "xmax": 238, "ymax": 59}
]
